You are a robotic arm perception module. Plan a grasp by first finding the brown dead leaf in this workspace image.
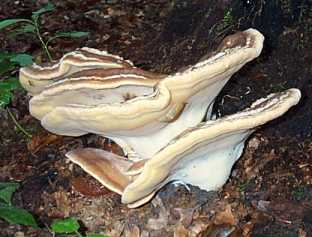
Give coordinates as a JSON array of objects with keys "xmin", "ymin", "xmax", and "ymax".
[
  {"xmin": 147, "ymin": 196, "xmax": 169, "ymax": 230},
  {"xmin": 107, "ymin": 7, "xmax": 126, "ymax": 17},
  {"xmin": 251, "ymin": 72, "xmax": 268, "ymax": 81},
  {"xmin": 298, "ymin": 228, "xmax": 307, "ymax": 237},
  {"xmin": 244, "ymin": 149, "xmax": 277, "ymax": 179},
  {"xmin": 214, "ymin": 205, "xmax": 237, "ymax": 226},
  {"xmin": 124, "ymin": 224, "xmax": 140, "ymax": 237},
  {"xmin": 209, "ymin": 225, "xmax": 237, "ymax": 237},
  {"xmin": 253, "ymin": 199, "xmax": 312, "ymax": 224},
  {"xmin": 241, "ymin": 221, "xmax": 254, "ymax": 237},
  {"xmin": 140, "ymin": 230, "xmax": 150, "ymax": 237},
  {"xmin": 106, "ymin": 221, "xmax": 124, "ymax": 237},
  {"xmin": 28, "ymin": 132, "xmax": 63, "ymax": 154},
  {"xmin": 71, "ymin": 176, "xmax": 111, "ymax": 197},
  {"xmin": 147, "ymin": 210, "xmax": 169, "ymax": 230},
  {"xmin": 54, "ymin": 189, "xmax": 70, "ymax": 217},
  {"xmin": 268, "ymin": 200, "xmax": 311, "ymax": 223},
  {"xmin": 174, "ymin": 224, "xmax": 188, "ymax": 237},
  {"xmin": 173, "ymin": 208, "xmax": 195, "ymax": 227},
  {"xmin": 106, "ymin": 230, "xmax": 121, "ymax": 237},
  {"xmin": 189, "ymin": 221, "xmax": 211, "ymax": 237}
]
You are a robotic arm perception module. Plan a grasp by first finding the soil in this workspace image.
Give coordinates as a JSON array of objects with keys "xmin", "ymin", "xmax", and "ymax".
[{"xmin": 0, "ymin": 0, "xmax": 311, "ymax": 236}]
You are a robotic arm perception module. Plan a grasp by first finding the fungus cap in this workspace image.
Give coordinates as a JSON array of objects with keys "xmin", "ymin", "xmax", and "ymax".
[
  {"xmin": 25, "ymin": 29, "xmax": 265, "ymax": 158},
  {"xmin": 66, "ymin": 89, "xmax": 301, "ymax": 207},
  {"xmin": 20, "ymin": 47, "xmax": 134, "ymax": 95}
]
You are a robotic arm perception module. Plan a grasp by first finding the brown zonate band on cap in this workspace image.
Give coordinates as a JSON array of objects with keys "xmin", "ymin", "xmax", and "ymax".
[
  {"xmin": 67, "ymin": 148, "xmax": 135, "ymax": 195},
  {"xmin": 19, "ymin": 47, "xmax": 135, "ymax": 95}
]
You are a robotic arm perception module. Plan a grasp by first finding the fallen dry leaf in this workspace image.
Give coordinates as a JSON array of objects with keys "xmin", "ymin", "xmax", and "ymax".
[
  {"xmin": 147, "ymin": 196, "xmax": 169, "ymax": 230},
  {"xmin": 140, "ymin": 230, "xmax": 150, "ymax": 237},
  {"xmin": 268, "ymin": 200, "xmax": 312, "ymax": 223},
  {"xmin": 209, "ymin": 225, "xmax": 237, "ymax": 237},
  {"xmin": 106, "ymin": 221, "xmax": 124, "ymax": 237},
  {"xmin": 174, "ymin": 224, "xmax": 188, "ymax": 237},
  {"xmin": 298, "ymin": 228, "xmax": 307, "ymax": 237},
  {"xmin": 189, "ymin": 221, "xmax": 210, "ymax": 237},
  {"xmin": 28, "ymin": 132, "xmax": 63, "ymax": 154},
  {"xmin": 123, "ymin": 224, "xmax": 140, "ymax": 237},
  {"xmin": 71, "ymin": 176, "xmax": 111, "ymax": 197},
  {"xmin": 214, "ymin": 204, "xmax": 237, "ymax": 226},
  {"xmin": 251, "ymin": 72, "xmax": 268, "ymax": 81},
  {"xmin": 244, "ymin": 149, "xmax": 277, "ymax": 179},
  {"xmin": 253, "ymin": 199, "xmax": 312, "ymax": 224},
  {"xmin": 173, "ymin": 208, "xmax": 195, "ymax": 227},
  {"xmin": 241, "ymin": 221, "xmax": 254, "ymax": 237},
  {"xmin": 54, "ymin": 189, "xmax": 70, "ymax": 217}
]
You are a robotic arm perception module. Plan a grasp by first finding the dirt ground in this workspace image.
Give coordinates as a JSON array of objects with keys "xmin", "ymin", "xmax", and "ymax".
[{"xmin": 0, "ymin": 0, "xmax": 311, "ymax": 236}]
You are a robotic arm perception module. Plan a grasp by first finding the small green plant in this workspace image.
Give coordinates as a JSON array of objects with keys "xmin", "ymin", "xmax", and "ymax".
[
  {"xmin": 0, "ymin": 52, "xmax": 33, "ymax": 107},
  {"xmin": 51, "ymin": 218, "xmax": 107, "ymax": 237},
  {"xmin": 0, "ymin": 2, "xmax": 89, "ymax": 138},
  {"xmin": 0, "ymin": 2, "xmax": 89, "ymax": 62},
  {"xmin": 0, "ymin": 52, "xmax": 33, "ymax": 138},
  {"xmin": 237, "ymin": 179, "xmax": 254, "ymax": 193},
  {"xmin": 208, "ymin": 7, "xmax": 235, "ymax": 40},
  {"xmin": 0, "ymin": 182, "xmax": 108, "ymax": 235},
  {"xmin": 292, "ymin": 186, "xmax": 305, "ymax": 200},
  {"xmin": 223, "ymin": 8, "xmax": 234, "ymax": 27},
  {"xmin": 0, "ymin": 182, "xmax": 38, "ymax": 227}
]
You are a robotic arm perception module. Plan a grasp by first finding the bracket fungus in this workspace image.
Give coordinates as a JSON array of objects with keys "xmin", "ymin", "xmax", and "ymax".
[
  {"xmin": 20, "ymin": 28, "xmax": 301, "ymax": 207},
  {"xmin": 24, "ymin": 29, "xmax": 265, "ymax": 159},
  {"xmin": 67, "ymin": 88, "xmax": 300, "ymax": 207}
]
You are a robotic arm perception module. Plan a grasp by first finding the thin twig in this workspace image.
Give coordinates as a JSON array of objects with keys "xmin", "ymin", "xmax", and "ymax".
[
  {"xmin": 34, "ymin": 20, "xmax": 53, "ymax": 61},
  {"xmin": 74, "ymin": 230, "xmax": 83, "ymax": 237},
  {"xmin": 7, "ymin": 108, "xmax": 32, "ymax": 138}
]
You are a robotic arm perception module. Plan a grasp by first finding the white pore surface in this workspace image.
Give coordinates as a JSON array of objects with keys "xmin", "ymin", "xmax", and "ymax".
[{"xmin": 170, "ymin": 131, "xmax": 250, "ymax": 191}]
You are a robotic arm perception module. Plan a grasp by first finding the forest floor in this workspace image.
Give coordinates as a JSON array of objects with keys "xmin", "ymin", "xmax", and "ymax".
[{"xmin": 0, "ymin": 1, "xmax": 311, "ymax": 236}]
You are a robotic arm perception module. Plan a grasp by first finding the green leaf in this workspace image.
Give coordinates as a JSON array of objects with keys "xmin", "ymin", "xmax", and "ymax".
[
  {"xmin": 54, "ymin": 31, "xmax": 89, "ymax": 38},
  {"xmin": 0, "ymin": 19, "xmax": 31, "ymax": 30},
  {"xmin": 0, "ymin": 60, "xmax": 15, "ymax": 76},
  {"xmin": 86, "ymin": 233, "xmax": 108, "ymax": 237},
  {"xmin": 0, "ymin": 90, "xmax": 12, "ymax": 108},
  {"xmin": 0, "ymin": 52, "xmax": 33, "ymax": 67},
  {"xmin": 47, "ymin": 31, "xmax": 89, "ymax": 45},
  {"xmin": 7, "ymin": 23, "xmax": 36, "ymax": 39},
  {"xmin": 0, "ymin": 205, "xmax": 38, "ymax": 227},
  {"xmin": 0, "ymin": 78, "xmax": 21, "ymax": 91},
  {"xmin": 0, "ymin": 52, "xmax": 16, "ymax": 63},
  {"xmin": 0, "ymin": 186, "xmax": 18, "ymax": 205},
  {"xmin": 0, "ymin": 78, "xmax": 21, "ymax": 108},
  {"xmin": 0, "ymin": 182, "xmax": 19, "ymax": 189},
  {"xmin": 16, "ymin": 24, "xmax": 36, "ymax": 34},
  {"xmin": 51, "ymin": 217, "xmax": 80, "ymax": 234},
  {"xmin": 0, "ymin": 52, "xmax": 11, "ymax": 62},
  {"xmin": 0, "ymin": 182, "xmax": 20, "ymax": 205},
  {"xmin": 10, "ymin": 54, "xmax": 33, "ymax": 66},
  {"xmin": 32, "ymin": 3, "xmax": 55, "ymax": 21}
]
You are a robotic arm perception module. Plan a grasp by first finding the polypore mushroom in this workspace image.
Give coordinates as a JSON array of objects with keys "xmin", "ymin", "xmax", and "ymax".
[
  {"xmin": 28, "ymin": 67, "xmax": 164, "ymax": 122},
  {"xmin": 19, "ymin": 47, "xmax": 134, "ymax": 95},
  {"xmin": 67, "ymin": 89, "xmax": 301, "ymax": 207},
  {"xmin": 23, "ymin": 28, "xmax": 264, "ymax": 159}
]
